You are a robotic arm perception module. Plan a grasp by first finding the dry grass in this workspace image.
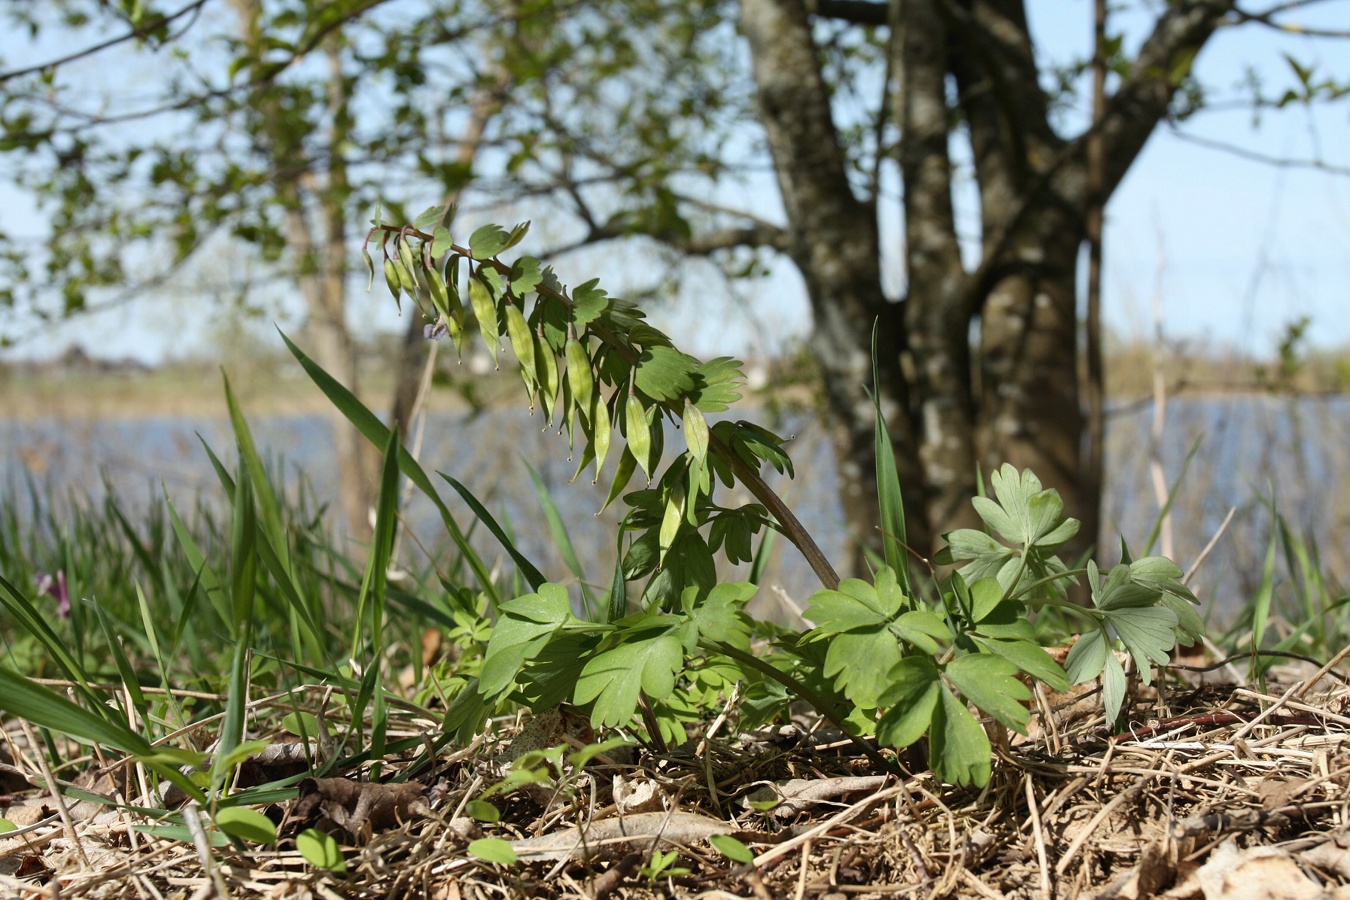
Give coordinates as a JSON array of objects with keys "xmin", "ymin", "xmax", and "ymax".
[{"xmin": 4, "ymin": 657, "xmax": 1349, "ymax": 900}]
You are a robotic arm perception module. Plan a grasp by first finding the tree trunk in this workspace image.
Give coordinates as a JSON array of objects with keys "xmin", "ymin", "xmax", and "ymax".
[
  {"xmin": 232, "ymin": 0, "xmax": 378, "ymax": 542},
  {"xmin": 740, "ymin": 0, "xmax": 926, "ymax": 575},
  {"xmin": 738, "ymin": 0, "xmax": 1233, "ymax": 585}
]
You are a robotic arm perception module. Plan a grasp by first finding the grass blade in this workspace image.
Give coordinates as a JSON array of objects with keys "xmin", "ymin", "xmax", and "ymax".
[
  {"xmin": 870, "ymin": 322, "xmax": 911, "ymax": 596},
  {"xmin": 279, "ymin": 329, "xmax": 501, "ymax": 611},
  {"xmin": 439, "ymin": 472, "xmax": 547, "ymax": 592}
]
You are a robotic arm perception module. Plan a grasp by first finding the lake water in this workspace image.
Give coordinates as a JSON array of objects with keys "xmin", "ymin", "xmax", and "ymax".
[{"xmin": 4, "ymin": 394, "xmax": 1347, "ymax": 620}]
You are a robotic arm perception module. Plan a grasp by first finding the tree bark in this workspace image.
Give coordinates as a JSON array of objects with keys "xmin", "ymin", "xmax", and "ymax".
[
  {"xmin": 736, "ymin": 0, "xmax": 1234, "ymax": 583},
  {"xmin": 232, "ymin": 0, "xmax": 378, "ymax": 541},
  {"xmin": 740, "ymin": 0, "xmax": 926, "ymax": 573}
]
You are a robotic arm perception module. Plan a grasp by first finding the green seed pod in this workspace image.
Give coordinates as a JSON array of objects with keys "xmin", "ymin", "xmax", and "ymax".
[
  {"xmin": 564, "ymin": 335, "xmax": 594, "ymax": 422},
  {"xmin": 394, "ymin": 257, "xmax": 418, "ymax": 295},
  {"xmin": 659, "ymin": 480, "xmax": 686, "ymax": 560},
  {"xmin": 426, "ymin": 265, "xmax": 452, "ymax": 320},
  {"xmin": 504, "ymin": 303, "xmax": 536, "ymax": 389},
  {"xmin": 468, "ymin": 277, "xmax": 499, "ymax": 367},
  {"xmin": 383, "ymin": 257, "xmax": 403, "ymax": 306},
  {"xmin": 683, "ymin": 400, "xmax": 710, "ymax": 465},
  {"xmin": 361, "ymin": 244, "xmax": 376, "ymax": 293},
  {"xmin": 590, "ymin": 390, "xmax": 611, "ymax": 483},
  {"xmin": 536, "ymin": 338, "xmax": 560, "ymax": 425},
  {"xmin": 624, "ymin": 392, "xmax": 652, "ymax": 483},
  {"xmin": 600, "ymin": 447, "xmax": 637, "ymax": 514},
  {"xmin": 396, "ymin": 236, "xmax": 420, "ymax": 288}
]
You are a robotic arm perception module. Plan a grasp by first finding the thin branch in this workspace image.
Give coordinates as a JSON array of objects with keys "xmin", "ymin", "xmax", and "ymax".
[
  {"xmin": 804, "ymin": 0, "xmax": 887, "ymax": 26},
  {"xmin": 0, "ymin": 0, "xmax": 212, "ymax": 84},
  {"xmin": 1230, "ymin": 8, "xmax": 1350, "ymax": 38},
  {"xmin": 1168, "ymin": 126, "xmax": 1350, "ymax": 176}
]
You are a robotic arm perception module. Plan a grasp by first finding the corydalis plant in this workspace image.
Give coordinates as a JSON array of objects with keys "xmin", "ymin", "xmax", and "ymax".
[{"xmin": 356, "ymin": 211, "xmax": 1202, "ymax": 787}]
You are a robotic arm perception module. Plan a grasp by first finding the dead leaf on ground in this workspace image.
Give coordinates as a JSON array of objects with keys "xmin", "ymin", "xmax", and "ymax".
[{"xmin": 291, "ymin": 777, "xmax": 428, "ymax": 840}]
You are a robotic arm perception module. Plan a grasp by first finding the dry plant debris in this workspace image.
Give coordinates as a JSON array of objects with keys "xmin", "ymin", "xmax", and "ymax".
[{"xmin": 2, "ymin": 668, "xmax": 1349, "ymax": 900}]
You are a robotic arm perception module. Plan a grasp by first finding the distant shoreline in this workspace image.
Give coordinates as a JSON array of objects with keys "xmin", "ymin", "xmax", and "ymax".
[{"xmin": 2, "ymin": 361, "xmax": 1343, "ymax": 421}]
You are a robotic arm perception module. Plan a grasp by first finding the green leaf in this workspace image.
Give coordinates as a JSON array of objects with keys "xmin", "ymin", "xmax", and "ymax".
[
  {"xmin": 574, "ymin": 626, "xmax": 683, "ymax": 726},
  {"xmin": 930, "ymin": 685, "xmax": 992, "ymax": 787},
  {"xmin": 805, "ymin": 571, "xmax": 904, "ymax": 635},
  {"xmin": 571, "ymin": 278, "xmax": 610, "ymax": 326},
  {"xmin": 215, "ymin": 807, "xmax": 277, "ymax": 845},
  {"xmin": 968, "ymin": 577, "xmax": 1005, "ymax": 623},
  {"xmin": 569, "ymin": 737, "xmax": 635, "ymax": 768},
  {"xmin": 431, "ymin": 226, "xmax": 454, "ymax": 258},
  {"xmin": 823, "ymin": 629, "xmax": 904, "ymax": 708},
  {"xmin": 684, "ymin": 581, "xmax": 755, "ymax": 649},
  {"xmin": 464, "ymin": 799, "xmax": 500, "ymax": 823},
  {"xmin": 1106, "ymin": 605, "xmax": 1177, "ymax": 682},
  {"xmin": 634, "ymin": 345, "xmax": 698, "ymax": 401},
  {"xmin": 480, "ymin": 584, "xmax": 577, "ymax": 698},
  {"xmin": 709, "ymin": 834, "xmax": 754, "ymax": 864},
  {"xmin": 281, "ymin": 712, "xmax": 326, "ymax": 741},
  {"xmin": 469, "ymin": 838, "xmax": 518, "ymax": 865},
  {"xmin": 891, "ymin": 610, "xmax": 952, "ymax": 654},
  {"xmin": 469, "ymin": 224, "xmax": 510, "ymax": 259},
  {"xmin": 875, "ymin": 657, "xmax": 941, "ymax": 747},
  {"xmin": 944, "ymin": 654, "xmax": 1031, "ymax": 734},
  {"xmin": 1063, "ymin": 628, "xmax": 1109, "ymax": 685},
  {"xmin": 511, "ymin": 255, "xmax": 542, "ymax": 294},
  {"xmin": 413, "ymin": 205, "xmax": 444, "ymax": 229},
  {"xmin": 1100, "ymin": 652, "xmax": 1128, "ymax": 724},
  {"xmin": 297, "ymin": 828, "xmax": 347, "ymax": 873},
  {"xmin": 973, "ymin": 637, "xmax": 1070, "ymax": 693},
  {"xmin": 439, "ymin": 473, "xmax": 547, "ymax": 591}
]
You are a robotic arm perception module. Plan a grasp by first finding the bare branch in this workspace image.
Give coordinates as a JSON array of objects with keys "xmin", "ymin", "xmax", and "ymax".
[
  {"xmin": 804, "ymin": 0, "xmax": 887, "ymax": 25},
  {"xmin": 1167, "ymin": 126, "xmax": 1350, "ymax": 175},
  {"xmin": 1096, "ymin": 0, "xmax": 1234, "ymax": 195},
  {"xmin": 1230, "ymin": 5, "xmax": 1350, "ymax": 37},
  {"xmin": 0, "ymin": 0, "xmax": 212, "ymax": 84}
]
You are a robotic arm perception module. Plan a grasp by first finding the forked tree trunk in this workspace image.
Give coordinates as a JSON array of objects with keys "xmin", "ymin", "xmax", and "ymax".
[{"xmin": 738, "ymin": 0, "xmax": 1230, "ymax": 582}]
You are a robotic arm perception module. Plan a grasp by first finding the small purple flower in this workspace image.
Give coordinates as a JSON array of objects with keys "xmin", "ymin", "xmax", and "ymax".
[
  {"xmin": 424, "ymin": 320, "xmax": 449, "ymax": 341},
  {"xmin": 35, "ymin": 570, "xmax": 70, "ymax": 620}
]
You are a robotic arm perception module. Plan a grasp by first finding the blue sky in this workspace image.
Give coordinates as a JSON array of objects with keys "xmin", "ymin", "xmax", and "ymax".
[{"xmin": 1, "ymin": 1, "xmax": 1346, "ymax": 364}]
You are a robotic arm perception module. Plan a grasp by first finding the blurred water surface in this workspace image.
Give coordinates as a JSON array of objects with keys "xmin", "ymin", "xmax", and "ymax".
[{"xmin": 4, "ymin": 394, "xmax": 1347, "ymax": 620}]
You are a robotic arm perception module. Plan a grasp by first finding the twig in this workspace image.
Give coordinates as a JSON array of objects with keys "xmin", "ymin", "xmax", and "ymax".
[
  {"xmin": 1024, "ymin": 774, "xmax": 1051, "ymax": 898},
  {"xmin": 18, "ymin": 721, "xmax": 90, "ymax": 871},
  {"xmin": 752, "ymin": 783, "xmax": 908, "ymax": 870},
  {"xmin": 1183, "ymin": 506, "xmax": 1236, "ymax": 586}
]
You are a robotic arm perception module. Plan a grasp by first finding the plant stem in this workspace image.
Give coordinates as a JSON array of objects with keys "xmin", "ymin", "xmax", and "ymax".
[
  {"xmin": 709, "ymin": 431, "xmax": 841, "ymax": 591},
  {"xmin": 710, "ymin": 641, "xmax": 903, "ymax": 777}
]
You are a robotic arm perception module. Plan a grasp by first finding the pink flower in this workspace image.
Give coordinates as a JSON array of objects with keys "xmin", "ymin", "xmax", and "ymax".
[{"xmin": 35, "ymin": 570, "xmax": 70, "ymax": 620}]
